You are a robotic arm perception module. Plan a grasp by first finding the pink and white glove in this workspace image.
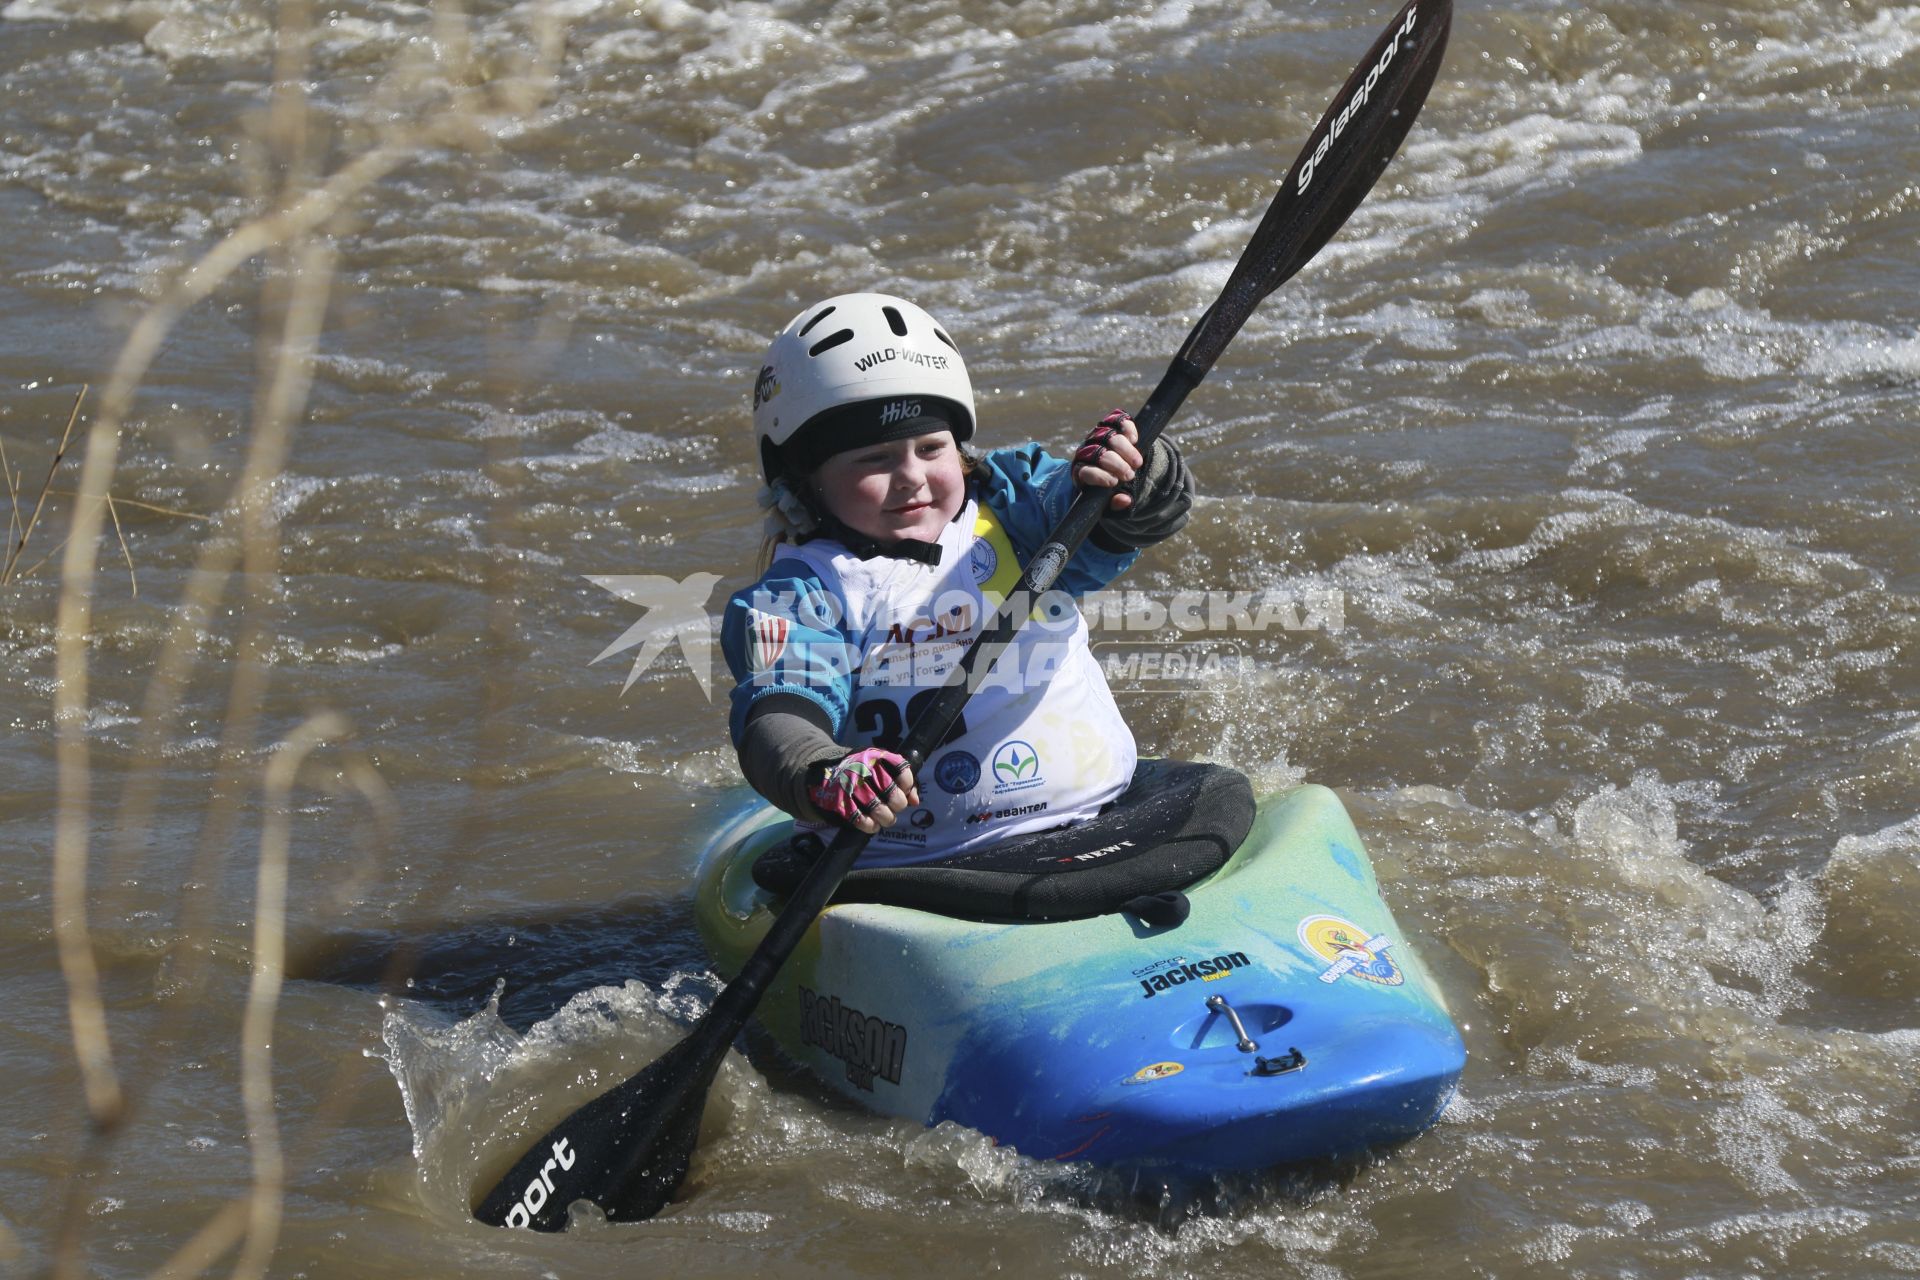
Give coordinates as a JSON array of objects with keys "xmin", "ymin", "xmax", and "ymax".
[
  {"xmin": 1073, "ymin": 409, "xmax": 1145, "ymax": 510},
  {"xmin": 809, "ymin": 748, "xmax": 917, "ymax": 830}
]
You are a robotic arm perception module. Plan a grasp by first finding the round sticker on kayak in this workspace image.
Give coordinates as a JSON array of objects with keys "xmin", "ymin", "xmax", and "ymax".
[
  {"xmin": 1298, "ymin": 915, "xmax": 1403, "ymax": 986},
  {"xmin": 1126, "ymin": 1061, "xmax": 1184, "ymax": 1085}
]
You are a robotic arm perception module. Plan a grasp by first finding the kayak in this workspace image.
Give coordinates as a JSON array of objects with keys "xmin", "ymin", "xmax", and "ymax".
[{"xmin": 692, "ymin": 760, "xmax": 1465, "ymax": 1172}]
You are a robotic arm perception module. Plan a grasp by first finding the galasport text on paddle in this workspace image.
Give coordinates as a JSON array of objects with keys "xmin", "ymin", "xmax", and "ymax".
[{"xmin": 475, "ymin": 0, "xmax": 1452, "ymax": 1230}]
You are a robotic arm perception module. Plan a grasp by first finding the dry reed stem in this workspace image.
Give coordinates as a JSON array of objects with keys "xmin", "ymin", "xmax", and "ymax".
[
  {"xmin": 151, "ymin": 237, "xmax": 339, "ymax": 1041},
  {"xmin": 38, "ymin": 491, "xmax": 208, "ymax": 522},
  {"xmin": 11, "ymin": 495, "xmax": 166, "ymax": 598},
  {"xmin": 0, "ymin": 492, "xmax": 206, "ymax": 584},
  {"xmin": 133, "ymin": 743, "xmax": 392, "ymax": 1280},
  {"xmin": 38, "ymin": 2, "xmax": 572, "ymax": 1271},
  {"xmin": 51, "ymin": 134, "xmax": 420, "ymax": 1136},
  {"xmin": 146, "ymin": 1202, "xmax": 247, "ymax": 1280},
  {"xmin": 50, "ymin": 4, "xmax": 562, "ymax": 1141},
  {"xmin": 237, "ymin": 746, "xmax": 397, "ymax": 1280},
  {"xmin": 1, "ymin": 431, "xmax": 21, "ymax": 557},
  {"xmin": 2, "ymin": 383, "xmax": 85, "ymax": 585},
  {"xmin": 92, "ymin": 4, "xmax": 562, "ymax": 996},
  {"xmin": 96, "ymin": 0, "xmax": 559, "ymax": 922},
  {"xmin": 106, "ymin": 495, "xmax": 136, "ymax": 596},
  {"xmin": 49, "ymin": 140, "xmax": 424, "ymax": 1137},
  {"xmin": 233, "ymin": 711, "xmax": 351, "ymax": 1280}
]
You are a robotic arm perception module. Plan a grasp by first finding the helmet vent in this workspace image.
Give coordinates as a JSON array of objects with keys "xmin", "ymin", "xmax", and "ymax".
[
  {"xmin": 808, "ymin": 328, "xmax": 854, "ymax": 356},
  {"xmin": 799, "ymin": 306, "xmax": 836, "ymax": 337},
  {"xmin": 933, "ymin": 327, "xmax": 957, "ymax": 351},
  {"xmin": 882, "ymin": 305, "xmax": 909, "ymax": 337}
]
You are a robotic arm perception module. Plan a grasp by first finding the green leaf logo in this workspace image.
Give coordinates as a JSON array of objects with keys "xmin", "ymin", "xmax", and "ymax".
[{"xmin": 993, "ymin": 744, "xmax": 1038, "ymax": 781}]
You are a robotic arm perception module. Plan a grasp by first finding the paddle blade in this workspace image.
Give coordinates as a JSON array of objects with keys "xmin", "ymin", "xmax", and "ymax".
[
  {"xmin": 1180, "ymin": 0, "xmax": 1452, "ymax": 372},
  {"xmin": 471, "ymin": 1027, "xmax": 723, "ymax": 1230}
]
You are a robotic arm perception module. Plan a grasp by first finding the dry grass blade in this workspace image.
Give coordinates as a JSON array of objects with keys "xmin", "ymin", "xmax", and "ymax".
[
  {"xmin": 41, "ymin": 490, "xmax": 208, "ymax": 522},
  {"xmin": 12, "ymin": 533, "xmax": 76, "ymax": 583},
  {"xmin": 232, "ymin": 711, "xmax": 351, "ymax": 1280},
  {"xmin": 52, "ymin": 595, "xmax": 125, "ymax": 1142},
  {"xmin": 144, "ymin": 1201, "xmax": 247, "ymax": 1280},
  {"xmin": 133, "ymin": 743, "xmax": 391, "ymax": 1280},
  {"xmin": 3, "ymin": 383, "xmax": 85, "ymax": 584},
  {"xmin": 143, "ymin": 235, "xmax": 337, "ymax": 1076},
  {"xmin": 35, "ymin": 1, "xmax": 576, "ymax": 1271},
  {"xmin": 106, "ymin": 495, "xmax": 136, "ymax": 597},
  {"xmin": 1, "ymin": 431, "xmax": 21, "ymax": 557},
  {"xmin": 2, "ymin": 495, "xmax": 205, "ymax": 584},
  {"xmin": 48, "ymin": 15, "xmax": 559, "ymax": 1140}
]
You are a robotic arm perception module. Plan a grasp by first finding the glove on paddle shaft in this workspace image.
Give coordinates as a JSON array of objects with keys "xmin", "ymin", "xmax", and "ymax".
[
  {"xmin": 808, "ymin": 748, "xmax": 910, "ymax": 825},
  {"xmin": 1073, "ymin": 409, "xmax": 1131, "ymax": 469}
]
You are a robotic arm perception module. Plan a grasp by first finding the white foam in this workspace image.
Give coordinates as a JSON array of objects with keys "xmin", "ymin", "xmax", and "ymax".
[
  {"xmin": 1833, "ymin": 815, "xmax": 1920, "ymax": 860},
  {"xmin": 566, "ymin": 423, "xmax": 679, "ymax": 463},
  {"xmin": 1803, "ymin": 331, "xmax": 1920, "ymax": 382},
  {"xmin": 1460, "ymin": 287, "xmax": 1537, "ymax": 328},
  {"xmin": 313, "ymin": 354, "xmax": 444, "ymax": 395},
  {"xmin": 1739, "ymin": 6, "xmax": 1920, "ymax": 79},
  {"xmin": 1453, "ymin": 501, "xmax": 1628, "ymax": 572},
  {"xmin": 1571, "ymin": 427, "xmax": 1669, "ymax": 476},
  {"xmin": 268, "ymin": 473, "xmax": 333, "ymax": 522},
  {"xmin": 1329, "ymin": 113, "xmax": 1645, "ymax": 272},
  {"xmin": 1, "ymin": 0, "xmax": 147, "ymax": 18},
  {"xmin": 142, "ymin": 5, "xmax": 272, "ymax": 62}
]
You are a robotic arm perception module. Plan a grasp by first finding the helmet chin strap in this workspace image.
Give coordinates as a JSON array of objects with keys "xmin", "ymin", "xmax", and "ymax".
[
  {"xmin": 778, "ymin": 474, "xmax": 945, "ymax": 566},
  {"xmin": 816, "ymin": 513, "xmax": 945, "ymax": 566}
]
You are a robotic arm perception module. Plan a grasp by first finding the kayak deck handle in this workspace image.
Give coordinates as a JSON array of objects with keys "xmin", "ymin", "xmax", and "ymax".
[
  {"xmin": 1253, "ymin": 1047, "xmax": 1309, "ymax": 1077},
  {"xmin": 1206, "ymin": 994, "xmax": 1260, "ymax": 1053}
]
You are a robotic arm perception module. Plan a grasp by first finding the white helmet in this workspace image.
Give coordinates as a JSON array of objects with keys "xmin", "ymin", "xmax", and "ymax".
[{"xmin": 752, "ymin": 292, "xmax": 976, "ymax": 482}]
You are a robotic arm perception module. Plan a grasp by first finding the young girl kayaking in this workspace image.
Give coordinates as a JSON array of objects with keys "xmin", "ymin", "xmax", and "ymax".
[{"xmin": 720, "ymin": 292, "xmax": 1193, "ymax": 865}]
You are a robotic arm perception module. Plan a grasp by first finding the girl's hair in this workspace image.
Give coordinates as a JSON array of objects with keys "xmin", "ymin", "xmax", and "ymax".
[{"xmin": 754, "ymin": 444, "xmax": 981, "ymax": 574}]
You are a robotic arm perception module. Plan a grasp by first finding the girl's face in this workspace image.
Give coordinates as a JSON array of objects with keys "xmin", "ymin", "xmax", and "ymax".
[{"xmin": 812, "ymin": 431, "xmax": 966, "ymax": 546}]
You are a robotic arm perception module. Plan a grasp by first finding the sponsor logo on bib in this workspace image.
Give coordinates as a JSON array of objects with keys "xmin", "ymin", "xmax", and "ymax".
[
  {"xmin": 933, "ymin": 750, "xmax": 981, "ymax": 794},
  {"xmin": 968, "ymin": 536, "xmax": 997, "ymax": 583},
  {"xmin": 964, "ymin": 799, "xmax": 1050, "ymax": 826},
  {"xmin": 991, "ymin": 740, "xmax": 1042, "ymax": 792}
]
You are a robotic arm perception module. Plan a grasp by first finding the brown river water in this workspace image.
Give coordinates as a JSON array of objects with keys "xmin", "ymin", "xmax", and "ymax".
[{"xmin": 2, "ymin": 0, "xmax": 1917, "ymax": 1276}]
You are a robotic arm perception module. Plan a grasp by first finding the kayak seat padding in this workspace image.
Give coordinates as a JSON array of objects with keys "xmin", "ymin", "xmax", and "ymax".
[{"xmin": 749, "ymin": 758, "xmax": 1255, "ymax": 923}]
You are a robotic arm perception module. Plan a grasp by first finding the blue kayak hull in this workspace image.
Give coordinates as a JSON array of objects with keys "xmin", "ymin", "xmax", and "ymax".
[{"xmin": 694, "ymin": 783, "xmax": 1464, "ymax": 1171}]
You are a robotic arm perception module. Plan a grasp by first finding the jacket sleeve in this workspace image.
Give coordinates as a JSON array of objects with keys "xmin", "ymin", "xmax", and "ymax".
[
  {"xmin": 721, "ymin": 562, "xmax": 861, "ymax": 817},
  {"xmin": 975, "ymin": 439, "xmax": 1191, "ymax": 594},
  {"xmin": 735, "ymin": 696, "xmax": 844, "ymax": 822}
]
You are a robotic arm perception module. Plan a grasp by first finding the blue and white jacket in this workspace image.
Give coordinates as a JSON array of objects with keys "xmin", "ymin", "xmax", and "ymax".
[{"xmin": 721, "ymin": 441, "xmax": 1190, "ymax": 865}]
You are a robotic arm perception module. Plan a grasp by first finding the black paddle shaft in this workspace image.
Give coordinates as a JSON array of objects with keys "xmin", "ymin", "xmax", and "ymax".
[{"xmin": 474, "ymin": 0, "xmax": 1450, "ymax": 1230}]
